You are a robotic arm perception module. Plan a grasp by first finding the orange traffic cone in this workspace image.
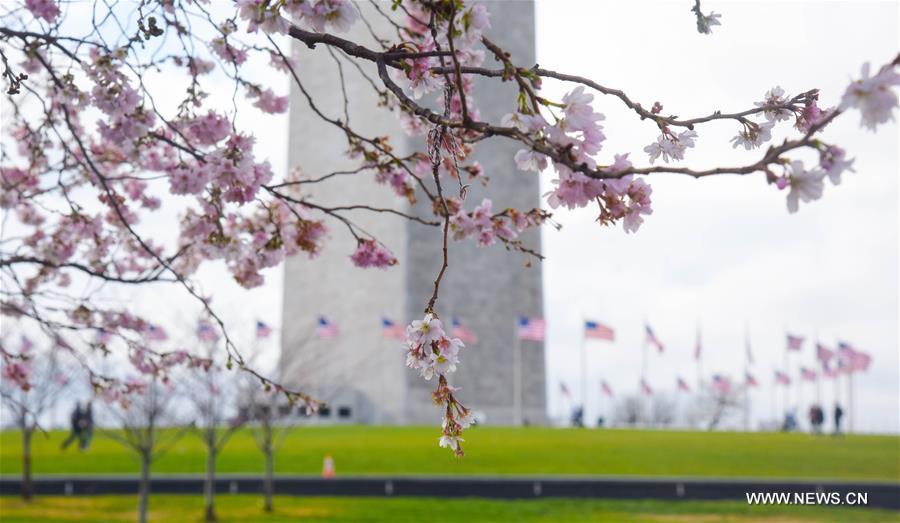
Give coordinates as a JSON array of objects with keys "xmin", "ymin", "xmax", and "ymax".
[{"xmin": 322, "ymin": 454, "xmax": 335, "ymax": 478}]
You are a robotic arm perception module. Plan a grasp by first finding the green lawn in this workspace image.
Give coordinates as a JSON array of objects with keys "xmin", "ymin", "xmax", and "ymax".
[
  {"xmin": 1, "ymin": 426, "xmax": 897, "ymax": 481},
  {"xmin": 0, "ymin": 495, "xmax": 896, "ymax": 522}
]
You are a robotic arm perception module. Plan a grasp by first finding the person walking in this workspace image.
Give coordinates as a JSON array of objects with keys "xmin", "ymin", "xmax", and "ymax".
[
  {"xmin": 79, "ymin": 402, "xmax": 94, "ymax": 450},
  {"xmin": 833, "ymin": 403, "xmax": 844, "ymax": 436},
  {"xmin": 60, "ymin": 402, "xmax": 83, "ymax": 450}
]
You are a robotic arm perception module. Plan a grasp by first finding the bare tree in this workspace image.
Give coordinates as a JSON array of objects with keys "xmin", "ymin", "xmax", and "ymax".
[
  {"xmin": 0, "ymin": 343, "xmax": 71, "ymax": 501},
  {"xmin": 613, "ymin": 395, "xmax": 645, "ymax": 427},
  {"xmin": 691, "ymin": 378, "xmax": 746, "ymax": 431},
  {"xmin": 102, "ymin": 378, "xmax": 190, "ymax": 523},
  {"xmin": 650, "ymin": 394, "xmax": 676, "ymax": 427},
  {"xmin": 235, "ymin": 380, "xmax": 298, "ymax": 513},
  {"xmin": 183, "ymin": 342, "xmax": 244, "ymax": 523}
]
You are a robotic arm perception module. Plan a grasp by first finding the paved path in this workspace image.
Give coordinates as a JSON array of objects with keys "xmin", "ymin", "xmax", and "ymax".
[{"xmin": 2, "ymin": 475, "xmax": 898, "ymax": 509}]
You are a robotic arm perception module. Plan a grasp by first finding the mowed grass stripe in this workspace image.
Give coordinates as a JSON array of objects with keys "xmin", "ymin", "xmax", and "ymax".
[
  {"xmin": 1, "ymin": 495, "xmax": 898, "ymax": 522},
  {"xmin": 1, "ymin": 427, "xmax": 897, "ymax": 481}
]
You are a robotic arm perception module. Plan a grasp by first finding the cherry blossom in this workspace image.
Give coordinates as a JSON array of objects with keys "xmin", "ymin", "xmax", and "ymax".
[
  {"xmin": 299, "ymin": 0, "xmax": 359, "ymax": 33},
  {"xmin": 730, "ymin": 121, "xmax": 774, "ymax": 150},
  {"xmin": 349, "ymin": 239, "xmax": 398, "ymax": 269},
  {"xmin": 24, "ymin": 0, "xmax": 59, "ymax": 23},
  {"xmin": 783, "ymin": 160, "xmax": 825, "ymax": 214},
  {"xmin": 756, "ymin": 87, "xmax": 793, "ymax": 122},
  {"xmin": 643, "ymin": 130, "xmax": 698, "ymax": 163},
  {"xmin": 840, "ymin": 62, "xmax": 900, "ymax": 131},
  {"xmin": 819, "ymin": 145, "xmax": 855, "ymax": 186}
]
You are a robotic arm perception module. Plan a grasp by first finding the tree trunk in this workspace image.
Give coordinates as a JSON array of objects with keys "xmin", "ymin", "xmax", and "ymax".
[
  {"xmin": 263, "ymin": 443, "xmax": 274, "ymax": 513},
  {"xmin": 138, "ymin": 453, "xmax": 151, "ymax": 523},
  {"xmin": 21, "ymin": 425, "xmax": 33, "ymax": 501},
  {"xmin": 204, "ymin": 435, "xmax": 217, "ymax": 522}
]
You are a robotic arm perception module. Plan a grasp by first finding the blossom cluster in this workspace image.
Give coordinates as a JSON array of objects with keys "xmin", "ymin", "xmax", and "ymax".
[
  {"xmin": 237, "ymin": 0, "xmax": 359, "ymax": 36},
  {"xmin": 447, "ymin": 197, "xmax": 549, "ymax": 246},
  {"xmin": 350, "ymin": 239, "xmax": 398, "ymax": 269},
  {"xmin": 403, "ymin": 313, "xmax": 472, "ymax": 456}
]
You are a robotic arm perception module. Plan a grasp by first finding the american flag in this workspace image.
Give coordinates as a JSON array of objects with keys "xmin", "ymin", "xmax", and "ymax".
[
  {"xmin": 584, "ymin": 320, "xmax": 615, "ymax": 341},
  {"xmin": 853, "ymin": 351, "xmax": 872, "ymax": 372},
  {"xmin": 600, "ymin": 380, "xmax": 613, "ymax": 397},
  {"xmin": 816, "ymin": 343, "xmax": 834, "ymax": 364},
  {"xmin": 559, "ymin": 382, "xmax": 571, "ymax": 398},
  {"xmin": 256, "ymin": 320, "xmax": 273, "ymax": 339},
  {"xmin": 774, "ymin": 370, "xmax": 791, "ymax": 385},
  {"xmin": 144, "ymin": 324, "xmax": 168, "ymax": 342},
  {"xmin": 517, "ymin": 316, "xmax": 546, "ymax": 341},
  {"xmin": 837, "ymin": 342, "xmax": 871, "ymax": 372},
  {"xmin": 381, "ymin": 318, "xmax": 405, "ymax": 340},
  {"xmin": 640, "ymin": 378, "xmax": 653, "ymax": 396},
  {"xmin": 451, "ymin": 318, "xmax": 478, "ymax": 344},
  {"xmin": 676, "ymin": 377, "xmax": 691, "ymax": 392},
  {"xmin": 786, "ymin": 334, "xmax": 805, "ymax": 351},
  {"xmin": 800, "ymin": 367, "xmax": 817, "ymax": 381},
  {"xmin": 822, "ymin": 360, "xmax": 839, "ymax": 379},
  {"xmin": 197, "ymin": 322, "xmax": 220, "ymax": 342},
  {"xmin": 711, "ymin": 374, "xmax": 732, "ymax": 394},
  {"xmin": 645, "ymin": 324, "xmax": 664, "ymax": 352},
  {"xmin": 316, "ymin": 316, "xmax": 339, "ymax": 340},
  {"xmin": 745, "ymin": 371, "xmax": 758, "ymax": 387}
]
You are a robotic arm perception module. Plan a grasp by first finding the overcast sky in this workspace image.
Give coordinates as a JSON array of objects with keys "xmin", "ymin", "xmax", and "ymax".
[
  {"xmin": 202, "ymin": 0, "xmax": 897, "ymax": 433},
  {"xmin": 535, "ymin": 0, "xmax": 898, "ymax": 432},
  {"xmin": 10, "ymin": 1, "xmax": 895, "ymax": 433}
]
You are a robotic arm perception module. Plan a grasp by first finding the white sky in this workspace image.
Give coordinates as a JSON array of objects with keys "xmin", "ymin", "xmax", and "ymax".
[
  {"xmin": 535, "ymin": 0, "xmax": 899, "ymax": 432},
  {"xmin": 5, "ymin": 1, "xmax": 896, "ymax": 433}
]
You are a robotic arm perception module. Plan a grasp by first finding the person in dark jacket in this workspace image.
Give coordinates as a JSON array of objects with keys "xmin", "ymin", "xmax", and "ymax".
[
  {"xmin": 60, "ymin": 402, "xmax": 83, "ymax": 450},
  {"xmin": 833, "ymin": 403, "xmax": 844, "ymax": 436}
]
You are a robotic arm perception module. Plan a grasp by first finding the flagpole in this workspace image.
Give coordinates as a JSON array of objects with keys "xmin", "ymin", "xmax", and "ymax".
[
  {"xmin": 695, "ymin": 322, "xmax": 703, "ymax": 391},
  {"xmin": 513, "ymin": 317, "xmax": 523, "ymax": 426},
  {"xmin": 381, "ymin": 321, "xmax": 388, "ymax": 425},
  {"xmin": 641, "ymin": 319, "xmax": 649, "ymax": 426},
  {"xmin": 580, "ymin": 316, "xmax": 587, "ymax": 425},
  {"xmin": 597, "ymin": 378, "xmax": 602, "ymax": 427},
  {"xmin": 743, "ymin": 324, "xmax": 750, "ymax": 432},
  {"xmin": 815, "ymin": 342, "xmax": 821, "ymax": 408},
  {"xmin": 771, "ymin": 368, "xmax": 778, "ymax": 430},
  {"xmin": 783, "ymin": 328, "xmax": 789, "ymax": 420},
  {"xmin": 847, "ymin": 370, "xmax": 854, "ymax": 434}
]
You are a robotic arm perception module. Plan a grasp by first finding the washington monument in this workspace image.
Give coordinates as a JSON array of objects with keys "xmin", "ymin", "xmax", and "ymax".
[{"xmin": 280, "ymin": 1, "xmax": 545, "ymax": 425}]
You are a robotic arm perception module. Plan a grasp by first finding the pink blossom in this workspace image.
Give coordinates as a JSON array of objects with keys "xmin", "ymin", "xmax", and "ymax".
[
  {"xmin": 237, "ymin": 0, "xmax": 289, "ymax": 34},
  {"xmin": 840, "ymin": 62, "xmax": 900, "ymax": 131},
  {"xmin": 268, "ymin": 51, "xmax": 298, "ymax": 73},
  {"xmin": 186, "ymin": 111, "xmax": 231, "ymax": 146},
  {"xmin": 297, "ymin": 0, "xmax": 359, "ymax": 33},
  {"xmin": 784, "ymin": 160, "xmax": 825, "ymax": 213},
  {"xmin": 349, "ymin": 239, "xmax": 397, "ymax": 269},
  {"xmin": 819, "ymin": 145, "xmax": 855, "ymax": 185},
  {"xmin": 406, "ymin": 313, "xmax": 445, "ymax": 347},
  {"xmin": 251, "ymin": 89, "xmax": 289, "ymax": 114},
  {"xmin": 210, "ymin": 38, "xmax": 248, "ymax": 65},
  {"xmin": 25, "ymin": 0, "xmax": 59, "ymax": 22},
  {"xmin": 3, "ymin": 361, "xmax": 31, "ymax": 390},
  {"xmin": 755, "ymin": 86, "xmax": 792, "ymax": 122},
  {"xmin": 643, "ymin": 130, "xmax": 698, "ymax": 164},
  {"xmin": 514, "ymin": 149, "xmax": 548, "ymax": 172}
]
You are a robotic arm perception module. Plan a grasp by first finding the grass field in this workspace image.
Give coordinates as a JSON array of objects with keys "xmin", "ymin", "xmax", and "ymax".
[
  {"xmin": 0, "ymin": 495, "xmax": 897, "ymax": 522},
  {"xmin": 1, "ymin": 426, "xmax": 897, "ymax": 481}
]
